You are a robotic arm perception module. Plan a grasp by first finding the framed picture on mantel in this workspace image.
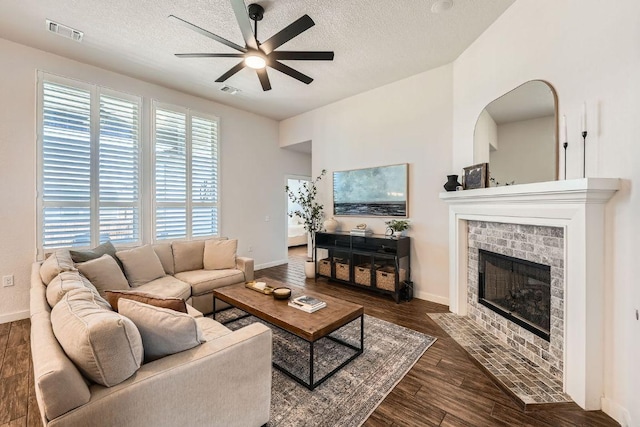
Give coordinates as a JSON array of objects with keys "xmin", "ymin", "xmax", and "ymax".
[{"xmin": 463, "ymin": 163, "xmax": 488, "ymax": 190}]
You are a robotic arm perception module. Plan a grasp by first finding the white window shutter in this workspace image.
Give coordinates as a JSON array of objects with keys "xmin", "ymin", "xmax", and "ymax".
[{"xmin": 41, "ymin": 82, "xmax": 92, "ymax": 248}]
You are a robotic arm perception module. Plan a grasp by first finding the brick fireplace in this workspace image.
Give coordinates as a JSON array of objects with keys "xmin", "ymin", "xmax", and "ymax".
[
  {"xmin": 440, "ymin": 178, "xmax": 619, "ymax": 410},
  {"xmin": 468, "ymin": 221, "xmax": 564, "ymax": 381}
]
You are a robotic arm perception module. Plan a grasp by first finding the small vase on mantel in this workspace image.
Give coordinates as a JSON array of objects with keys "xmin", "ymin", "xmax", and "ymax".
[{"xmin": 444, "ymin": 175, "xmax": 461, "ymax": 192}]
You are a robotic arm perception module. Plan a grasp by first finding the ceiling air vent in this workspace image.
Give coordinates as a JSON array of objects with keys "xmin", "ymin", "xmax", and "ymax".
[
  {"xmin": 46, "ymin": 19, "xmax": 83, "ymax": 42},
  {"xmin": 219, "ymin": 85, "xmax": 239, "ymax": 95}
]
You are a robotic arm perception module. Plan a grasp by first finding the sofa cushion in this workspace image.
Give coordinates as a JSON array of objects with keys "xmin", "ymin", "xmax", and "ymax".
[
  {"xmin": 116, "ymin": 244, "xmax": 166, "ymax": 287},
  {"xmin": 172, "ymin": 240, "xmax": 205, "ymax": 273},
  {"xmin": 40, "ymin": 249, "xmax": 75, "ymax": 285},
  {"xmin": 134, "ymin": 275, "xmax": 192, "ymax": 301},
  {"xmin": 204, "ymin": 239, "xmax": 237, "ymax": 270},
  {"xmin": 70, "ymin": 240, "xmax": 124, "ymax": 272},
  {"xmin": 174, "ymin": 269, "xmax": 245, "ymax": 296},
  {"xmin": 119, "ymin": 299, "xmax": 204, "ymax": 362},
  {"xmin": 76, "ymin": 254, "xmax": 130, "ymax": 297},
  {"xmin": 30, "ymin": 311, "xmax": 91, "ymax": 421},
  {"xmin": 51, "ymin": 288, "xmax": 143, "ymax": 387},
  {"xmin": 153, "ymin": 243, "xmax": 175, "ymax": 275},
  {"xmin": 195, "ymin": 317, "xmax": 232, "ymax": 341},
  {"xmin": 105, "ymin": 290, "xmax": 187, "ymax": 313},
  {"xmin": 46, "ymin": 270, "xmax": 111, "ymax": 310}
]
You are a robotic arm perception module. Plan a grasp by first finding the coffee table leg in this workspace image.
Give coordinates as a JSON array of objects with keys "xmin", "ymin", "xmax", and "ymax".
[
  {"xmin": 309, "ymin": 341, "xmax": 314, "ymax": 388},
  {"xmin": 212, "ymin": 297, "xmax": 217, "ymax": 320}
]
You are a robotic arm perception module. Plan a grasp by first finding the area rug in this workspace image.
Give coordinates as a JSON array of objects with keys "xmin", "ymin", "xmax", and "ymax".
[{"xmin": 213, "ymin": 310, "xmax": 436, "ymax": 427}]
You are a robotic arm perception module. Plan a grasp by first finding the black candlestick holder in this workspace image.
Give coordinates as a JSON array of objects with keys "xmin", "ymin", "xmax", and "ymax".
[
  {"xmin": 563, "ymin": 142, "xmax": 568, "ymax": 179},
  {"xmin": 582, "ymin": 131, "xmax": 588, "ymax": 178}
]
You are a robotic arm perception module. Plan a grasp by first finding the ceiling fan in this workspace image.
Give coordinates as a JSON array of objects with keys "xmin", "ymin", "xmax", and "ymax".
[{"xmin": 169, "ymin": 0, "xmax": 334, "ymax": 91}]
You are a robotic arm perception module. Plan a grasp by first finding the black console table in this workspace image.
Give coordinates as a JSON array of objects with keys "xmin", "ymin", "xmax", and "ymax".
[{"xmin": 315, "ymin": 231, "xmax": 412, "ymax": 303}]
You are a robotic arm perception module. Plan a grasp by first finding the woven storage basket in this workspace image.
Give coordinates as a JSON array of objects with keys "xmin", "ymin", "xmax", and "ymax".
[
  {"xmin": 318, "ymin": 258, "xmax": 331, "ymax": 277},
  {"xmin": 335, "ymin": 260, "xmax": 350, "ymax": 281},
  {"xmin": 376, "ymin": 266, "xmax": 406, "ymax": 291},
  {"xmin": 354, "ymin": 263, "xmax": 376, "ymax": 287}
]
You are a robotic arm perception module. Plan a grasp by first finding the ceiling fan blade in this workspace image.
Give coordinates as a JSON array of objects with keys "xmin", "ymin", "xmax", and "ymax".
[
  {"xmin": 269, "ymin": 51, "xmax": 334, "ymax": 61},
  {"xmin": 229, "ymin": 0, "xmax": 259, "ymax": 51},
  {"xmin": 260, "ymin": 15, "xmax": 315, "ymax": 54},
  {"xmin": 175, "ymin": 53, "xmax": 245, "ymax": 58},
  {"xmin": 269, "ymin": 61, "xmax": 313, "ymax": 85},
  {"xmin": 256, "ymin": 68, "xmax": 272, "ymax": 91},
  {"xmin": 169, "ymin": 15, "xmax": 247, "ymax": 53},
  {"xmin": 215, "ymin": 61, "xmax": 247, "ymax": 82}
]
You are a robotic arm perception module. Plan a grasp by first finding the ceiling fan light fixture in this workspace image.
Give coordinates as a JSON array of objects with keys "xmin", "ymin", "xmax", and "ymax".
[{"xmin": 245, "ymin": 54, "xmax": 266, "ymax": 69}]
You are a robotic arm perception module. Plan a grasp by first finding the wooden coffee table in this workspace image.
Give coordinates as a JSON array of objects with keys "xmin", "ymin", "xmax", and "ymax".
[{"xmin": 213, "ymin": 281, "xmax": 364, "ymax": 390}]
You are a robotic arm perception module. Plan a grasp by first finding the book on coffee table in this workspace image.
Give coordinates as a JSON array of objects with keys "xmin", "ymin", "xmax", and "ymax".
[{"xmin": 288, "ymin": 295, "xmax": 327, "ymax": 313}]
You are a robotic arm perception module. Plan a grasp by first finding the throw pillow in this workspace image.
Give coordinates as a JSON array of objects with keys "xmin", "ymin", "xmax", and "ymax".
[
  {"xmin": 51, "ymin": 288, "xmax": 143, "ymax": 387},
  {"xmin": 118, "ymin": 299, "xmax": 204, "ymax": 362},
  {"xmin": 203, "ymin": 239, "xmax": 237, "ymax": 270},
  {"xmin": 46, "ymin": 270, "xmax": 112, "ymax": 310},
  {"xmin": 76, "ymin": 254, "xmax": 130, "ymax": 297},
  {"xmin": 115, "ymin": 245, "xmax": 165, "ymax": 287},
  {"xmin": 104, "ymin": 290, "xmax": 187, "ymax": 313},
  {"xmin": 152, "ymin": 243, "xmax": 175, "ymax": 275},
  {"xmin": 40, "ymin": 249, "xmax": 75, "ymax": 285},
  {"xmin": 172, "ymin": 240, "xmax": 206, "ymax": 273},
  {"xmin": 69, "ymin": 240, "xmax": 124, "ymax": 272}
]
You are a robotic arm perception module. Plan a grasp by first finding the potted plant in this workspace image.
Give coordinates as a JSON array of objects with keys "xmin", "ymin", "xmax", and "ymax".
[
  {"xmin": 286, "ymin": 170, "xmax": 327, "ymax": 278},
  {"xmin": 385, "ymin": 219, "xmax": 410, "ymax": 238}
]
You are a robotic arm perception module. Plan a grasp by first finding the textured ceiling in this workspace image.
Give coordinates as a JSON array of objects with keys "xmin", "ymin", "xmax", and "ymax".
[{"xmin": 0, "ymin": 0, "xmax": 514, "ymax": 120}]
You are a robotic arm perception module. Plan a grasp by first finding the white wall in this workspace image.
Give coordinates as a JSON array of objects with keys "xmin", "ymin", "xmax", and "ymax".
[
  {"xmin": 490, "ymin": 115, "xmax": 555, "ymax": 185},
  {"xmin": 0, "ymin": 38, "xmax": 311, "ymax": 322},
  {"xmin": 452, "ymin": 0, "xmax": 640, "ymax": 424},
  {"xmin": 280, "ymin": 64, "xmax": 453, "ymax": 304}
]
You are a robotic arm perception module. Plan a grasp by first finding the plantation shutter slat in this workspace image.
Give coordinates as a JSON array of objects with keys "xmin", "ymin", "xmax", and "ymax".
[
  {"xmin": 40, "ymin": 80, "xmax": 141, "ymax": 250},
  {"xmin": 42, "ymin": 82, "xmax": 92, "ymax": 248},
  {"xmin": 154, "ymin": 108, "xmax": 218, "ymax": 240},
  {"xmin": 99, "ymin": 94, "xmax": 140, "ymax": 243},
  {"xmin": 155, "ymin": 109, "xmax": 187, "ymax": 239},
  {"xmin": 191, "ymin": 116, "xmax": 218, "ymax": 237}
]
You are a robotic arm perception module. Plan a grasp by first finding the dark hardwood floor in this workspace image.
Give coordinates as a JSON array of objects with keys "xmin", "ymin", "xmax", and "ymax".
[
  {"xmin": 3, "ymin": 246, "xmax": 618, "ymax": 426},
  {"xmin": 262, "ymin": 246, "xmax": 619, "ymax": 427}
]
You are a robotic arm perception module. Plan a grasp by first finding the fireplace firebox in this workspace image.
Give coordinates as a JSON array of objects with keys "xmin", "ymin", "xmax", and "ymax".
[{"xmin": 478, "ymin": 249, "xmax": 551, "ymax": 341}]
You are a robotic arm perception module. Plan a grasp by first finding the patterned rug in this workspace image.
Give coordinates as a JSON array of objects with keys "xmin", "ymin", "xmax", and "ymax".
[{"xmin": 213, "ymin": 309, "xmax": 436, "ymax": 427}]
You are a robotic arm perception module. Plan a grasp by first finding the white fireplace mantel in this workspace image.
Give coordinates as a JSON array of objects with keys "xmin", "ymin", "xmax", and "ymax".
[{"xmin": 439, "ymin": 178, "xmax": 620, "ymax": 411}]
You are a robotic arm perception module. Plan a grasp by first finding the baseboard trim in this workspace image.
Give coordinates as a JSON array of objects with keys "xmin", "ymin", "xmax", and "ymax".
[
  {"xmin": 602, "ymin": 397, "xmax": 631, "ymax": 426},
  {"xmin": 0, "ymin": 310, "xmax": 30, "ymax": 324},
  {"xmin": 255, "ymin": 259, "xmax": 288, "ymax": 271},
  {"xmin": 414, "ymin": 291, "xmax": 449, "ymax": 307}
]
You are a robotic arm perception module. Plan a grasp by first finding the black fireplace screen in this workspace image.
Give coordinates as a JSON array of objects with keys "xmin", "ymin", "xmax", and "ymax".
[{"xmin": 478, "ymin": 249, "xmax": 551, "ymax": 341}]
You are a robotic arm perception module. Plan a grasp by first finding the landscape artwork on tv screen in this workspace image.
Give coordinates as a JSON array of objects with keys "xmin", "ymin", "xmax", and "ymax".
[{"xmin": 333, "ymin": 164, "xmax": 408, "ymax": 217}]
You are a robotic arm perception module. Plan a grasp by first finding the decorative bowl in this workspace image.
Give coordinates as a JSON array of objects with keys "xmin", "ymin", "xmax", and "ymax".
[{"xmin": 272, "ymin": 287, "xmax": 292, "ymax": 300}]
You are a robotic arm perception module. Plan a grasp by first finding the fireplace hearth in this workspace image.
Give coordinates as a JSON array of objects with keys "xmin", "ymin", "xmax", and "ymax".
[{"xmin": 478, "ymin": 249, "xmax": 551, "ymax": 341}]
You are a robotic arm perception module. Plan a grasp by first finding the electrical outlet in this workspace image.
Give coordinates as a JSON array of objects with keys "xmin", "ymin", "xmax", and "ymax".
[
  {"xmin": 2, "ymin": 275, "xmax": 14, "ymax": 287},
  {"xmin": 264, "ymin": 216, "xmax": 270, "ymax": 222},
  {"xmin": 248, "ymin": 246, "xmax": 253, "ymax": 253}
]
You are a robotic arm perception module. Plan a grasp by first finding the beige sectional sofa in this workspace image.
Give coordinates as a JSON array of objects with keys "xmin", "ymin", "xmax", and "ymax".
[{"xmin": 29, "ymin": 239, "xmax": 272, "ymax": 427}]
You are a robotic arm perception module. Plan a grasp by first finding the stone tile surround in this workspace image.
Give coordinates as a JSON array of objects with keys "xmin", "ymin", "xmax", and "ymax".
[
  {"xmin": 429, "ymin": 313, "xmax": 571, "ymax": 405},
  {"xmin": 467, "ymin": 221, "xmax": 565, "ymax": 381}
]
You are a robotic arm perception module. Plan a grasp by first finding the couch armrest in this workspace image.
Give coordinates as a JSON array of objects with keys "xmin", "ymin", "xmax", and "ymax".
[
  {"xmin": 236, "ymin": 256, "xmax": 254, "ymax": 282},
  {"xmin": 50, "ymin": 323, "xmax": 272, "ymax": 427}
]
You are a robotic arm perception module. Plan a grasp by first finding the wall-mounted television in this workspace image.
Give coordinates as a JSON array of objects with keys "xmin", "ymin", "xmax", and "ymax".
[{"xmin": 333, "ymin": 163, "xmax": 408, "ymax": 217}]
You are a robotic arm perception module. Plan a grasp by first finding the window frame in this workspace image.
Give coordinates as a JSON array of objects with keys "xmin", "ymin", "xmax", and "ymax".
[
  {"xmin": 151, "ymin": 101, "xmax": 221, "ymax": 242},
  {"xmin": 36, "ymin": 72, "xmax": 143, "ymax": 256}
]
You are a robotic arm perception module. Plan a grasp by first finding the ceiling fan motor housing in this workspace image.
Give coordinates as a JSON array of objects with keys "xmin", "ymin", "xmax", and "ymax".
[{"xmin": 248, "ymin": 4, "xmax": 264, "ymax": 21}]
